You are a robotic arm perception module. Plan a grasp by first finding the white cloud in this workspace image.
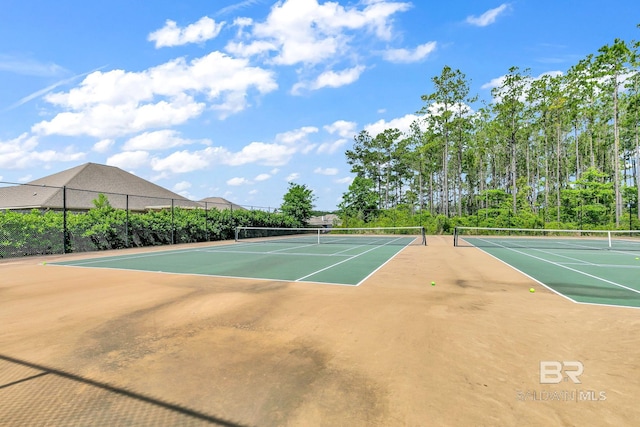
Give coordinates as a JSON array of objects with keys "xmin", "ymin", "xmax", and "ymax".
[
  {"xmin": 286, "ymin": 172, "xmax": 300, "ymax": 181},
  {"xmin": 314, "ymin": 167, "xmax": 338, "ymax": 175},
  {"xmin": 216, "ymin": 0, "xmax": 263, "ymax": 17},
  {"xmin": 0, "ymin": 133, "xmax": 84, "ymax": 169},
  {"xmin": 482, "ymin": 71, "xmax": 564, "ymax": 103},
  {"xmin": 255, "ymin": 173, "xmax": 271, "ymax": 181},
  {"xmin": 275, "ymin": 126, "xmax": 319, "ymax": 144},
  {"xmin": 227, "ymin": 0, "xmax": 411, "ymax": 66},
  {"xmin": 335, "ymin": 176, "xmax": 353, "ymax": 185},
  {"xmin": 148, "ymin": 17, "xmax": 225, "ymax": 48},
  {"xmin": 226, "ymin": 141, "xmax": 297, "ymax": 166},
  {"xmin": 92, "ymin": 138, "xmax": 115, "ymax": 153},
  {"xmin": 324, "ymin": 120, "xmax": 357, "ymax": 138},
  {"xmin": 0, "ymin": 54, "xmax": 66, "ymax": 76},
  {"xmin": 312, "ymin": 65, "xmax": 366, "ymax": 89},
  {"xmin": 227, "ymin": 177, "xmax": 252, "ymax": 186},
  {"xmin": 151, "ymin": 149, "xmax": 211, "ymax": 174},
  {"xmin": 106, "ymin": 150, "xmax": 150, "ymax": 170},
  {"xmin": 225, "ymin": 39, "xmax": 278, "ymax": 58},
  {"xmin": 316, "ymin": 138, "xmax": 348, "ymax": 154},
  {"xmin": 33, "ymin": 52, "xmax": 277, "ymax": 138},
  {"xmin": 33, "ymin": 93, "xmax": 206, "ymax": 138},
  {"xmin": 293, "ymin": 65, "xmax": 366, "ymax": 94},
  {"xmin": 365, "ymin": 113, "xmax": 420, "ymax": 136},
  {"xmin": 480, "ymin": 76, "xmax": 505, "ymax": 91},
  {"xmin": 383, "ymin": 41, "xmax": 437, "ymax": 63},
  {"xmin": 173, "ymin": 181, "xmax": 192, "ymax": 192},
  {"xmin": 112, "ymin": 136, "xmax": 305, "ymax": 178},
  {"xmin": 123, "ymin": 130, "xmax": 196, "ymax": 151},
  {"xmin": 466, "ymin": 4, "xmax": 510, "ymax": 27}
]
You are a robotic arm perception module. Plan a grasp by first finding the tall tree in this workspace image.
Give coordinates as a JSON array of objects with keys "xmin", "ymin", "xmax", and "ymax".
[
  {"xmin": 419, "ymin": 65, "xmax": 476, "ymax": 216},
  {"xmin": 280, "ymin": 183, "xmax": 316, "ymax": 225},
  {"xmin": 338, "ymin": 177, "xmax": 380, "ymax": 222},
  {"xmin": 594, "ymin": 38, "xmax": 634, "ymax": 226},
  {"xmin": 491, "ymin": 66, "xmax": 532, "ymax": 215}
]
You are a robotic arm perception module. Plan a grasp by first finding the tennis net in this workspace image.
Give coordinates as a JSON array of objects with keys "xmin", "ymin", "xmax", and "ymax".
[
  {"xmin": 235, "ymin": 226, "xmax": 427, "ymax": 246},
  {"xmin": 454, "ymin": 226, "xmax": 640, "ymax": 251}
]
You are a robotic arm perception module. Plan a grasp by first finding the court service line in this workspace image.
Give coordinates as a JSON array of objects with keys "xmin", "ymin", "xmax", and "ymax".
[
  {"xmin": 294, "ymin": 237, "xmax": 407, "ymax": 282},
  {"xmin": 557, "ymin": 262, "xmax": 640, "ymax": 269},
  {"xmin": 198, "ymin": 248, "xmax": 352, "ymax": 257},
  {"xmin": 480, "ymin": 238, "xmax": 635, "ymax": 266},
  {"xmin": 55, "ymin": 246, "xmax": 211, "ymax": 266},
  {"xmin": 474, "ymin": 237, "xmax": 640, "ymax": 296}
]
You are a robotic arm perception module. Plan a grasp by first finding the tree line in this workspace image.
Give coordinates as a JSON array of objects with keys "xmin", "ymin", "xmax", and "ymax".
[{"xmin": 339, "ymin": 29, "xmax": 640, "ymax": 230}]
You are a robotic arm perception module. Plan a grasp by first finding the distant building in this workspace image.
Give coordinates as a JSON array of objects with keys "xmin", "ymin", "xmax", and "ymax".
[
  {"xmin": 199, "ymin": 197, "xmax": 246, "ymax": 211},
  {"xmin": 0, "ymin": 163, "xmax": 227, "ymax": 212},
  {"xmin": 308, "ymin": 214, "xmax": 340, "ymax": 228}
]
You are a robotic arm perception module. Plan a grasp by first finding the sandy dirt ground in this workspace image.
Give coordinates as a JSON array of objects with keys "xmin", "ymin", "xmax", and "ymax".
[{"xmin": 1, "ymin": 235, "xmax": 639, "ymax": 426}]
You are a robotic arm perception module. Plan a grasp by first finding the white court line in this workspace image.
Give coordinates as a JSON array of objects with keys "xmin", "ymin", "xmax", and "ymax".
[
  {"xmin": 53, "ymin": 237, "xmax": 415, "ymax": 286},
  {"xmin": 556, "ymin": 262, "xmax": 640, "ymax": 269},
  {"xmin": 295, "ymin": 236, "xmax": 407, "ymax": 282},
  {"xmin": 199, "ymin": 248, "xmax": 352, "ymax": 257},
  {"xmin": 49, "ymin": 264, "xmax": 360, "ymax": 287},
  {"xmin": 55, "ymin": 246, "xmax": 210, "ymax": 266},
  {"xmin": 473, "ymin": 237, "xmax": 640, "ymax": 296},
  {"xmin": 478, "ymin": 237, "xmax": 639, "ymax": 268}
]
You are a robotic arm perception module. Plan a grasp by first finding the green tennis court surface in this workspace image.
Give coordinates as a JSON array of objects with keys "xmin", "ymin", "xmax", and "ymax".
[
  {"xmin": 457, "ymin": 235, "xmax": 640, "ymax": 308},
  {"xmin": 50, "ymin": 236, "xmax": 419, "ymax": 286}
]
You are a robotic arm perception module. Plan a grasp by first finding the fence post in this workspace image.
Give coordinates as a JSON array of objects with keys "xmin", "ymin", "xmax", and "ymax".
[
  {"xmin": 125, "ymin": 194, "xmax": 130, "ymax": 248},
  {"xmin": 171, "ymin": 199, "xmax": 175, "ymax": 245},
  {"xmin": 205, "ymin": 202, "xmax": 209, "ymax": 242},
  {"xmin": 63, "ymin": 186, "xmax": 68, "ymax": 254}
]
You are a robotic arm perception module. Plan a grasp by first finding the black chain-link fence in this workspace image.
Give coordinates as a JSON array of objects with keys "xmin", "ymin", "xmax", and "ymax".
[{"xmin": 0, "ymin": 182, "xmax": 285, "ymax": 259}]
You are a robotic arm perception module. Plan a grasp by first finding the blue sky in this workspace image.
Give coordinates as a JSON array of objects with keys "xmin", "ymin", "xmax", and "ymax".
[{"xmin": 1, "ymin": 0, "xmax": 639, "ymax": 210}]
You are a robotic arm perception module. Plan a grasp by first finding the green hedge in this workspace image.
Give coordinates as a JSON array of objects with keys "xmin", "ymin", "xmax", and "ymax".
[{"xmin": 0, "ymin": 206, "xmax": 299, "ymax": 258}]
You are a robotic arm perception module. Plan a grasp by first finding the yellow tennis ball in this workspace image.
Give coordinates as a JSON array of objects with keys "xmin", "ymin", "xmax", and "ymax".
[
  {"xmin": 431, "ymin": 281, "xmax": 436, "ymax": 286},
  {"xmin": 529, "ymin": 288, "xmax": 535, "ymax": 293}
]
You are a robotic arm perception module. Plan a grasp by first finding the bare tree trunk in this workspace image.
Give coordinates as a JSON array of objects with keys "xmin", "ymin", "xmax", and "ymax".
[
  {"xmin": 613, "ymin": 78, "xmax": 622, "ymax": 227},
  {"xmin": 556, "ymin": 123, "xmax": 562, "ymax": 222}
]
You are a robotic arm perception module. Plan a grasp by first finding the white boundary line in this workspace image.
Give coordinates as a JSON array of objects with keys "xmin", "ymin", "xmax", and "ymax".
[
  {"xmin": 48, "ymin": 264, "xmax": 360, "ymax": 287},
  {"xmin": 464, "ymin": 237, "xmax": 640, "ymax": 310},
  {"xmin": 50, "ymin": 237, "xmax": 416, "ymax": 287},
  {"xmin": 294, "ymin": 236, "xmax": 407, "ymax": 282}
]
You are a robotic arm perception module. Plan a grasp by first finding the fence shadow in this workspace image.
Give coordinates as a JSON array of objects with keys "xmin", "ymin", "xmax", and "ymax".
[{"xmin": 0, "ymin": 354, "xmax": 251, "ymax": 427}]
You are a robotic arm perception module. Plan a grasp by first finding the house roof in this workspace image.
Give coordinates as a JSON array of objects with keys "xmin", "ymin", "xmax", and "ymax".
[
  {"xmin": 0, "ymin": 163, "xmax": 201, "ymax": 211},
  {"xmin": 199, "ymin": 197, "xmax": 246, "ymax": 210}
]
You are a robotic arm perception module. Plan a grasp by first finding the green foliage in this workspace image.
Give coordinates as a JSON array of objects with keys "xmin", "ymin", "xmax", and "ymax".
[
  {"xmin": 280, "ymin": 182, "xmax": 316, "ymax": 225},
  {"xmin": 0, "ymin": 209, "xmax": 64, "ymax": 257},
  {"xmin": 0, "ymin": 194, "xmax": 300, "ymax": 258},
  {"xmin": 338, "ymin": 177, "xmax": 380, "ymax": 222}
]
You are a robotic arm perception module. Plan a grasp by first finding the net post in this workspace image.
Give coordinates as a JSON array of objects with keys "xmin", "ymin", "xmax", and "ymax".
[
  {"xmin": 234, "ymin": 227, "xmax": 240, "ymax": 242},
  {"xmin": 608, "ymin": 231, "xmax": 612, "ymax": 248},
  {"xmin": 453, "ymin": 227, "xmax": 458, "ymax": 247},
  {"xmin": 317, "ymin": 228, "xmax": 320, "ymax": 244},
  {"xmin": 421, "ymin": 226, "xmax": 427, "ymax": 246}
]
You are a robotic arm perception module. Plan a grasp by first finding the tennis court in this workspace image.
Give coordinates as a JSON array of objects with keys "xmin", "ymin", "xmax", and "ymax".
[
  {"xmin": 454, "ymin": 227, "xmax": 640, "ymax": 308},
  {"xmin": 4, "ymin": 233, "xmax": 640, "ymax": 426},
  {"xmin": 50, "ymin": 227, "xmax": 426, "ymax": 286}
]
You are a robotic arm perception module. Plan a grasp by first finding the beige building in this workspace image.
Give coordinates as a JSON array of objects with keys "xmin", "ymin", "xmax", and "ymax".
[{"xmin": 0, "ymin": 163, "xmax": 234, "ymax": 212}]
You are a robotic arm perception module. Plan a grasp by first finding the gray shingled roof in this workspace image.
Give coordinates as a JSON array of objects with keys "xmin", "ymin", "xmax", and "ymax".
[
  {"xmin": 0, "ymin": 163, "xmax": 202, "ymax": 211},
  {"xmin": 199, "ymin": 197, "xmax": 246, "ymax": 211}
]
